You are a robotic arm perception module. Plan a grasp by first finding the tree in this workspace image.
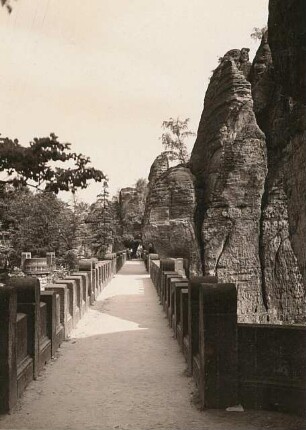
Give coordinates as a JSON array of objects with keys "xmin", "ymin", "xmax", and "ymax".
[
  {"xmin": 134, "ymin": 178, "xmax": 148, "ymax": 214},
  {"xmin": 160, "ymin": 117, "xmax": 195, "ymax": 164},
  {"xmin": 251, "ymin": 26, "xmax": 268, "ymax": 41},
  {"xmin": 69, "ymin": 194, "xmax": 91, "ymax": 258},
  {"xmin": 86, "ymin": 181, "xmax": 115, "ymax": 258},
  {"xmin": 1, "ymin": 0, "xmax": 13, "ymax": 13},
  {"xmin": 2, "ymin": 189, "xmax": 75, "ymax": 264},
  {"xmin": 0, "ymin": 133, "xmax": 106, "ymax": 193}
]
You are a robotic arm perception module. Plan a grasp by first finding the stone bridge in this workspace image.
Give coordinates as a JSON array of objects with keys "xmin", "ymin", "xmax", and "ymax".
[{"xmin": 0, "ymin": 253, "xmax": 305, "ymax": 430}]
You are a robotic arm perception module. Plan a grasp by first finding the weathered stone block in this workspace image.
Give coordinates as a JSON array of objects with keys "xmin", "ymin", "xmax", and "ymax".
[
  {"xmin": 46, "ymin": 284, "xmax": 72, "ymax": 338},
  {"xmin": 55, "ymin": 280, "xmax": 79, "ymax": 328},
  {"xmin": 72, "ymin": 272, "xmax": 90, "ymax": 310},
  {"xmin": 66, "ymin": 275, "xmax": 86, "ymax": 317},
  {"xmin": 41, "ymin": 291, "xmax": 64, "ymax": 356},
  {"xmin": 171, "ymin": 280, "xmax": 189, "ymax": 336},
  {"xmin": 238, "ymin": 323, "xmax": 306, "ymax": 416},
  {"xmin": 199, "ymin": 283, "xmax": 238, "ymax": 409},
  {"xmin": 9, "ymin": 278, "xmax": 40, "ymax": 379},
  {"xmin": 187, "ymin": 276, "xmax": 217, "ymax": 375},
  {"xmin": 166, "ymin": 276, "xmax": 183, "ymax": 323},
  {"xmin": 0, "ymin": 287, "xmax": 17, "ymax": 413},
  {"xmin": 16, "ymin": 312, "xmax": 33, "ymax": 399},
  {"xmin": 38, "ymin": 302, "xmax": 52, "ymax": 372}
]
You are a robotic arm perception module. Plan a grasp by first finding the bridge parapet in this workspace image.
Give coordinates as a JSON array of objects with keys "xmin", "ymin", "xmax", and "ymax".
[
  {"xmin": 147, "ymin": 255, "xmax": 306, "ymax": 416},
  {"xmin": 0, "ymin": 252, "xmax": 127, "ymax": 414}
]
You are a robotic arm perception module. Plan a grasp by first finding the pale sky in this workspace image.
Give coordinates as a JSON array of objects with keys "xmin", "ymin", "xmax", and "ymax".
[{"xmin": 0, "ymin": 0, "xmax": 268, "ymax": 203}]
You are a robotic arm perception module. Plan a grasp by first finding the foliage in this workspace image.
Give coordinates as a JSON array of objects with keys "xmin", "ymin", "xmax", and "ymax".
[
  {"xmin": 121, "ymin": 233, "xmax": 135, "ymax": 248},
  {"xmin": 0, "ymin": 133, "xmax": 106, "ymax": 193},
  {"xmin": 52, "ymin": 265, "xmax": 70, "ymax": 282},
  {"xmin": 60, "ymin": 249, "xmax": 79, "ymax": 271},
  {"xmin": 160, "ymin": 117, "xmax": 195, "ymax": 164},
  {"xmin": 86, "ymin": 182, "xmax": 115, "ymax": 258},
  {"xmin": 134, "ymin": 178, "xmax": 148, "ymax": 214},
  {"xmin": 0, "ymin": 243, "xmax": 16, "ymax": 273},
  {"xmin": 7, "ymin": 266, "xmax": 25, "ymax": 277},
  {"xmin": 2, "ymin": 188, "xmax": 75, "ymax": 265},
  {"xmin": 69, "ymin": 194, "xmax": 91, "ymax": 257},
  {"xmin": 251, "ymin": 26, "xmax": 268, "ymax": 41},
  {"xmin": 135, "ymin": 178, "xmax": 147, "ymax": 194},
  {"xmin": 1, "ymin": 0, "xmax": 13, "ymax": 13}
]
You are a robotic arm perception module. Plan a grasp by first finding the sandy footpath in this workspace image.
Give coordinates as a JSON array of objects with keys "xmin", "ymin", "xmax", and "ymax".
[{"xmin": 0, "ymin": 261, "xmax": 304, "ymax": 430}]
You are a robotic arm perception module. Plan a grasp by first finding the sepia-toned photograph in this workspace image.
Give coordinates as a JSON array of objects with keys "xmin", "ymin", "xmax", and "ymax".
[{"xmin": 0, "ymin": 1, "xmax": 305, "ymax": 429}]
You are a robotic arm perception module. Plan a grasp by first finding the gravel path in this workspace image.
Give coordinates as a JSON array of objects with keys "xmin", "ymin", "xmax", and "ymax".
[{"xmin": 0, "ymin": 261, "xmax": 304, "ymax": 430}]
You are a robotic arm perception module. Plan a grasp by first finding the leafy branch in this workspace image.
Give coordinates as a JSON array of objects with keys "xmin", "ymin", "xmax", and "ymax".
[
  {"xmin": 0, "ymin": 133, "xmax": 106, "ymax": 193},
  {"xmin": 160, "ymin": 117, "xmax": 195, "ymax": 165}
]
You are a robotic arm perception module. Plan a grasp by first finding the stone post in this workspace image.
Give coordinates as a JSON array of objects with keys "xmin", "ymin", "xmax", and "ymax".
[
  {"xmin": 21, "ymin": 252, "xmax": 31, "ymax": 268},
  {"xmin": 0, "ymin": 287, "xmax": 17, "ymax": 413},
  {"xmin": 40, "ymin": 291, "xmax": 56, "ymax": 356},
  {"xmin": 55, "ymin": 279, "xmax": 79, "ymax": 328},
  {"xmin": 8, "ymin": 277, "xmax": 41, "ymax": 379},
  {"xmin": 188, "ymin": 276, "xmax": 218, "ymax": 375},
  {"xmin": 148, "ymin": 253, "xmax": 159, "ymax": 276},
  {"xmin": 199, "ymin": 282, "xmax": 238, "ymax": 409}
]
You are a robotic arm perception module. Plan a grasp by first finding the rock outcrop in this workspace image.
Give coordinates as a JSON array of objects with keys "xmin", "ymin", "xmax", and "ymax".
[
  {"xmin": 268, "ymin": 0, "xmax": 306, "ymax": 105},
  {"xmin": 142, "ymin": 0, "xmax": 305, "ymax": 324},
  {"xmin": 190, "ymin": 49, "xmax": 268, "ymax": 322},
  {"xmin": 148, "ymin": 152, "xmax": 169, "ymax": 182},
  {"xmin": 268, "ymin": 0, "xmax": 306, "ymax": 301},
  {"xmin": 249, "ymin": 10, "xmax": 306, "ymax": 323},
  {"xmin": 143, "ymin": 157, "xmax": 201, "ymax": 276},
  {"xmin": 188, "ymin": 8, "xmax": 305, "ymax": 324}
]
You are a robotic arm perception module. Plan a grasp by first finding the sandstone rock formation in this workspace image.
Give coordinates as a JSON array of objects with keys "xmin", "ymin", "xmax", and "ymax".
[
  {"xmin": 188, "ymin": 16, "xmax": 305, "ymax": 324},
  {"xmin": 148, "ymin": 152, "xmax": 169, "ymax": 182},
  {"xmin": 190, "ymin": 49, "xmax": 268, "ymax": 322},
  {"xmin": 143, "ymin": 155, "xmax": 201, "ymax": 276},
  {"xmin": 268, "ymin": 0, "xmax": 306, "ymax": 105},
  {"xmin": 249, "ymin": 18, "xmax": 306, "ymax": 322},
  {"xmin": 142, "ymin": 0, "xmax": 305, "ymax": 324},
  {"xmin": 268, "ymin": 0, "xmax": 306, "ymax": 301}
]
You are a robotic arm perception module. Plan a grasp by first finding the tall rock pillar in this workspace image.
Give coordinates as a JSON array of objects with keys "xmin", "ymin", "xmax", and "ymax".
[{"xmin": 190, "ymin": 49, "xmax": 267, "ymax": 322}]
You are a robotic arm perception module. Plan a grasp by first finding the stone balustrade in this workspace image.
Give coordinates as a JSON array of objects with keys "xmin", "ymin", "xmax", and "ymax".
[
  {"xmin": 0, "ymin": 250, "xmax": 127, "ymax": 414},
  {"xmin": 148, "ymin": 254, "xmax": 306, "ymax": 416}
]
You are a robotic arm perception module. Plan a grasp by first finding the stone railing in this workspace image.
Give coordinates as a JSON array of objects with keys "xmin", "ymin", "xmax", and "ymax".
[
  {"xmin": 148, "ymin": 255, "xmax": 306, "ymax": 417},
  {"xmin": 0, "ymin": 251, "xmax": 127, "ymax": 414}
]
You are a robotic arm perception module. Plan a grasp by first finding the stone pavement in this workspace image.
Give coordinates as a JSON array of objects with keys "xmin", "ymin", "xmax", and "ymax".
[{"xmin": 0, "ymin": 261, "xmax": 304, "ymax": 430}]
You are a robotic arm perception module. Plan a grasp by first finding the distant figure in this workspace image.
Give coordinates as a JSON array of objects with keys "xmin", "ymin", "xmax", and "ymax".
[
  {"xmin": 131, "ymin": 241, "xmax": 139, "ymax": 259},
  {"xmin": 148, "ymin": 243, "xmax": 155, "ymax": 254},
  {"xmin": 137, "ymin": 244, "xmax": 143, "ymax": 259}
]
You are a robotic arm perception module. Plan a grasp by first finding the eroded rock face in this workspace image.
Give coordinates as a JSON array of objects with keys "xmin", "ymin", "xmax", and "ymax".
[
  {"xmin": 250, "ymin": 20, "xmax": 306, "ymax": 322},
  {"xmin": 143, "ymin": 165, "xmax": 202, "ymax": 276},
  {"xmin": 143, "ymin": 3, "xmax": 306, "ymax": 324},
  {"xmin": 221, "ymin": 47, "xmax": 252, "ymax": 79},
  {"xmin": 268, "ymin": 0, "xmax": 306, "ymax": 105},
  {"xmin": 148, "ymin": 152, "xmax": 169, "ymax": 182},
  {"xmin": 268, "ymin": 0, "xmax": 306, "ymax": 311},
  {"xmin": 188, "ymin": 24, "xmax": 305, "ymax": 323},
  {"xmin": 190, "ymin": 50, "xmax": 268, "ymax": 322},
  {"xmin": 250, "ymin": 31, "xmax": 274, "ymax": 117}
]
